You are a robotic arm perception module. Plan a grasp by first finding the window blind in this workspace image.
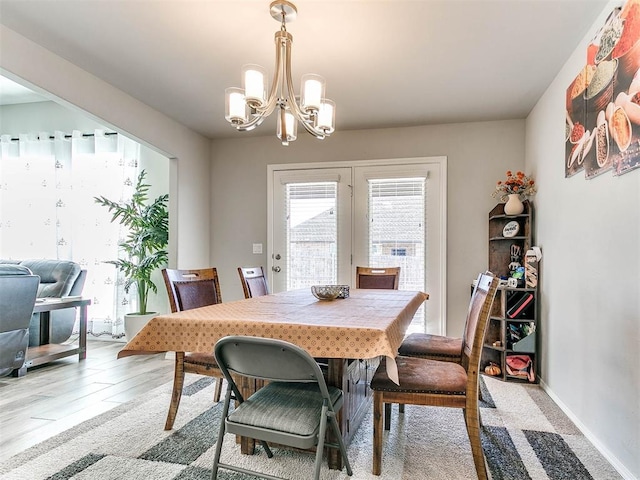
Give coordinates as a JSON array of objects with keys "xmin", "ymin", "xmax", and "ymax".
[{"xmin": 285, "ymin": 182, "xmax": 338, "ymax": 289}]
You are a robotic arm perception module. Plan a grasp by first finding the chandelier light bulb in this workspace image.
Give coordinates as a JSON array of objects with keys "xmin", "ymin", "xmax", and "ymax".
[
  {"xmin": 242, "ymin": 64, "xmax": 267, "ymax": 109},
  {"xmin": 277, "ymin": 107, "xmax": 298, "ymax": 145},
  {"xmin": 225, "ymin": 87, "xmax": 248, "ymax": 124},
  {"xmin": 224, "ymin": 0, "xmax": 335, "ymax": 144},
  {"xmin": 317, "ymin": 99, "xmax": 335, "ymax": 134},
  {"xmin": 301, "ymin": 74, "xmax": 325, "ymax": 113}
]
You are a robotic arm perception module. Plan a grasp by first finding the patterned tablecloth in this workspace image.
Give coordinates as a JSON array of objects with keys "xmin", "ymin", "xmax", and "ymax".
[{"xmin": 118, "ymin": 288, "xmax": 429, "ymax": 382}]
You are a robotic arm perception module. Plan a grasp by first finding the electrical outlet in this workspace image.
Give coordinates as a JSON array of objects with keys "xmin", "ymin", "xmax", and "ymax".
[{"xmin": 252, "ymin": 243, "xmax": 263, "ymax": 254}]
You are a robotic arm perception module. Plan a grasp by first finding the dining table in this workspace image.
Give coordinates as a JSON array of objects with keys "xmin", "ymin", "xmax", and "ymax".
[{"xmin": 118, "ymin": 287, "xmax": 428, "ymax": 469}]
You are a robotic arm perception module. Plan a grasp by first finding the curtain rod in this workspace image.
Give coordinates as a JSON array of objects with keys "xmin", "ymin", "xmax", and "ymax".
[{"xmin": 7, "ymin": 131, "xmax": 118, "ymax": 142}]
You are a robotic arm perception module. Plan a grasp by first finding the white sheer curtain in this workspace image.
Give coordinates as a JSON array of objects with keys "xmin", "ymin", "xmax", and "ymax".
[{"xmin": 0, "ymin": 130, "xmax": 141, "ymax": 338}]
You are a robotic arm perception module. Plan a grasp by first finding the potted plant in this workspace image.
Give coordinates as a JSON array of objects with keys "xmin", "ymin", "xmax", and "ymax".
[{"xmin": 94, "ymin": 170, "xmax": 169, "ymax": 339}]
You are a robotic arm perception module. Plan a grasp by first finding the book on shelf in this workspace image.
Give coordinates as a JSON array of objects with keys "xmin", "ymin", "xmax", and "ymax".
[{"xmin": 506, "ymin": 292, "xmax": 534, "ymax": 319}]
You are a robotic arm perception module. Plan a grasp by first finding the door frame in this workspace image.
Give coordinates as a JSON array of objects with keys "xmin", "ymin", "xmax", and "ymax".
[{"xmin": 267, "ymin": 156, "xmax": 447, "ymax": 335}]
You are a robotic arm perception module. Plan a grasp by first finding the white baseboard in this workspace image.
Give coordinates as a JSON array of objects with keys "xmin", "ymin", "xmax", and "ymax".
[{"xmin": 540, "ymin": 379, "xmax": 637, "ymax": 480}]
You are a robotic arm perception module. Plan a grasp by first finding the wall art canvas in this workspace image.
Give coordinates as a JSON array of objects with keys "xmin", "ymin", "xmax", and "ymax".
[
  {"xmin": 565, "ymin": 67, "xmax": 590, "ymax": 177},
  {"xmin": 565, "ymin": 0, "xmax": 640, "ymax": 179},
  {"xmin": 584, "ymin": 7, "xmax": 620, "ymax": 179}
]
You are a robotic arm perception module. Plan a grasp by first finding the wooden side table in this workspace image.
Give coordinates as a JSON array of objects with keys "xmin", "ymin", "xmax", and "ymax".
[{"xmin": 18, "ymin": 297, "xmax": 92, "ymax": 376}]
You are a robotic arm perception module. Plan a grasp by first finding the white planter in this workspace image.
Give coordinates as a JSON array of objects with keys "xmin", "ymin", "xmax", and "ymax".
[
  {"xmin": 504, "ymin": 194, "xmax": 524, "ymax": 215},
  {"xmin": 124, "ymin": 312, "xmax": 157, "ymax": 341}
]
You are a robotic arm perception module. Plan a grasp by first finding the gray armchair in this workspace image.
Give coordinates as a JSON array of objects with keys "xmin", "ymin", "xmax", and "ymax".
[
  {"xmin": 0, "ymin": 265, "xmax": 39, "ymax": 377},
  {"xmin": 23, "ymin": 260, "xmax": 86, "ymax": 345},
  {"xmin": 0, "ymin": 259, "xmax": 87, "ymax": 345}
]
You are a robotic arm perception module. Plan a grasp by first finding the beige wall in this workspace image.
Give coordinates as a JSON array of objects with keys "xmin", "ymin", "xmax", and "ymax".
[
  {"xmin": 526, "ymin": 1, "xmax": 639, "ymax": 478},
  {"xmin": 210, "ymin": 120, "xmax": 525, "ymax": 335}
]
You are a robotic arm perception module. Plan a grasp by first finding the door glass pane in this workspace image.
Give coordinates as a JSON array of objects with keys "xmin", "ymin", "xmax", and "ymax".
[
  {"xmin": 286, "ymin": 182, "xmax": 338, "ymax": 289},
  {"xmin": 368, "ymin": 177, "xmax": 426, "ymax": 333}
]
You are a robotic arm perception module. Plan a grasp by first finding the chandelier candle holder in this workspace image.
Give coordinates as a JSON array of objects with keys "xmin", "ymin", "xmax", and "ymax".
[{"xmin": 225, "ymin": 0, "xmax": 335, "ymax": 146}]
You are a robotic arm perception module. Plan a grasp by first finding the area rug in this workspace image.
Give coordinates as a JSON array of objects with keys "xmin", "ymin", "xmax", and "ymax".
[{"xmin": 0, "ymin": 375, "xmax": 621, "ymax": 480}]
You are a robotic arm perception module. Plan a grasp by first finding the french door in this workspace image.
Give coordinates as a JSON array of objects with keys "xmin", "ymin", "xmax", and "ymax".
[
  {"xmin": 268, "ymin": 158, "xmax": 446, "ymax": 334},
  {"xmin": 271, "ymin": 168, "xmax": 352, "ymax": 291}
]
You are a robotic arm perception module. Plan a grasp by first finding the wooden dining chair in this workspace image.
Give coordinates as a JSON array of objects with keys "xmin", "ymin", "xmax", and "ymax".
[
  {"xmin": 355, "ymin": 266, "xmax": 400, "ymax": 290},
  {"xmin": 162, "ymin": 267, "xmax": 225, "ymax": 430},
  {"xmin": 237, "ymin": 266, "xmax": 269, "ymax": 299},
  {"xmin": 397, "ymin": 287, "xmax": 483, "ymax": 404},
  {"xmin": 370, "ymin": 272, "xmax": 499, "ymax": 478}
]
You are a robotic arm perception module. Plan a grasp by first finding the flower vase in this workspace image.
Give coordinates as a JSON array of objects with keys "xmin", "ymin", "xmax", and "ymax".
[{"xmin": 504, "ymin": 194, "xmax": 524, "ymax": 215}]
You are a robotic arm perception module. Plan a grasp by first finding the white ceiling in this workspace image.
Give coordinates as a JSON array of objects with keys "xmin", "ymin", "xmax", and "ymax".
[{"xmin": 0, "ymin": 0, "xmax": 608, "ymax": 140}]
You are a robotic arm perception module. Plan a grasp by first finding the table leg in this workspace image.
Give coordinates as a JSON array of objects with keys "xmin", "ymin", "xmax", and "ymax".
[
  {"xmin": 327, "ymin": 358, "xmax": 346, "ymax": 470},
  {"xmin": 39, "ymin": 312, "xmax": 51, "ymax": 345},
  {"xmin": 78, "ymin": 304, "xmax": 87, "ymax": 360}
]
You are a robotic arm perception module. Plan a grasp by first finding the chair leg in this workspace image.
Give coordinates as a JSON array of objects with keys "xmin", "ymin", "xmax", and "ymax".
[
  {"xmin": 373, "ymin": 392, "xmax": 384, "ymax": 475},
  {"xmin": 329, "ymin": 414, "xmax": 353, "ymax": 476},
  {"xmin": 165, "ymin": 352, "xmax": 186, "ymax": 430},
  {"xmin": 384, "ymin": 402, "xmax": 392, "ymax": 431},
  {"xmin": 213, "ymin": 376, "xmax": 223, "ymax": 403},
  {"xmin": 211, "ymin": 385, "xmax": 232, "ymax": 480},
  {"xmin": 399, "ymin": 403, "xmax": 405, "ymax": 414},
  {"xmin": 313, "ymin": 404, "xmax": 329, "ymax": 480},
  {"xmin": 464, "ymin": 401, "xmax": 488, "ymax": 480}
]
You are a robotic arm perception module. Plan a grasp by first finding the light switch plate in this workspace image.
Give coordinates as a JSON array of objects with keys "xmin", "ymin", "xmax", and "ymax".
[{"xmin": 252, "ymin": 243, "xmax": 263, "ymax": 254}]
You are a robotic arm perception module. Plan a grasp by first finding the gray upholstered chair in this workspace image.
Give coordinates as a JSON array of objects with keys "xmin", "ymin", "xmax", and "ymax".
[
  {"xmin": 0, "ymin": 265, "xmax": 40, "ymax": 377},
  {"xmin": 0, "ymin": 259, "xmax": 87, "ymax": 346},
  {"xmin": 24, "ymin": 259, "xmax": 86, "ymax": 346},
  {"xmin": 212, "ymin": 335, "xmax": 353, "ymax": 480}
]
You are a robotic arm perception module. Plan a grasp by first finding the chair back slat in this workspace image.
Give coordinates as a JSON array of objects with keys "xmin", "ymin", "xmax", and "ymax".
[
  {"xmin": 162, "ymin": 268, "xmax": 222, "ymax": 313},
  {"xmin": 355, "ymin": 266, "xmax": 400, "ymax": 290},
  {"xmin": 215, "ymin": 336, "xmax": 331, "ymax": 400},
  {"xmin": 174, "ymin": 279, "xmax": 221, "ymax": 310},
  {"xmin": 237, "ymin": 266, "xmax": 269, "ymax": 299},
  {"xmin": 461, "ymin": 272, "xmax": 499, "ymax": 372}
]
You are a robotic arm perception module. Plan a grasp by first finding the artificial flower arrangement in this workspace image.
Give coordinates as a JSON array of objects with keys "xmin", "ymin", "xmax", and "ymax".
[{"xmin": 492, "ymin": 171, "xmax": 537, "ymax": 200}]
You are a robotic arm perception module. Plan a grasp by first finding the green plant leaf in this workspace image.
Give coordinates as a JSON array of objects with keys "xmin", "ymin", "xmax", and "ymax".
[{"xmin": 94, "ymin": 170, "xmax": 169, "ymax": 314}]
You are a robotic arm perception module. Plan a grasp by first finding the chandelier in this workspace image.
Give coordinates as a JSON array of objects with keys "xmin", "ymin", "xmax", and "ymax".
[{"xmin": 224, "ymin": 1, "xmax": 335, "ymax": 146}]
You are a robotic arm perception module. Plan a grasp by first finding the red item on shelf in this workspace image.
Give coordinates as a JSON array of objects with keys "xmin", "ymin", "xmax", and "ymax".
[{"xmin": 507, "ymin": 293, "xmax": 534, "ymax": 319}]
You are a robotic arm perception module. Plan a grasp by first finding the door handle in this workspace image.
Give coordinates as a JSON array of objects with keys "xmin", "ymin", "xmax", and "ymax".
[{"xmin": 272, "ymin": 266, "xmax": 281, "ymax": 273}]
